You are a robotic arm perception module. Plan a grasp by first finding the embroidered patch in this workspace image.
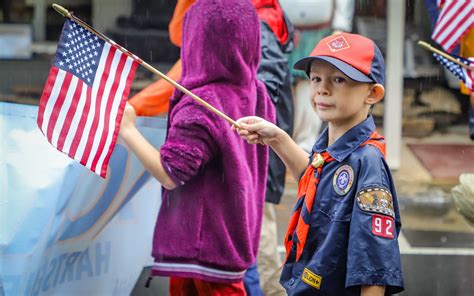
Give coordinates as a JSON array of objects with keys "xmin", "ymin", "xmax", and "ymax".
[
  {"xmin": 372, "ymin": 214, "xmax": 395, "ymax": 239},
  {"xmin": 326, "ymin": 35, "xmax": 350, "ymax": 52},
  {"xmin": 357, "ymin": 187, "xmax": 395, "ymax": 218},
  {"xmin": 332, "ymin": 165, "xmax": 354, "ymax": 195},
  {"xmin": 302, "ymin": 268, "xmax": 322, "ymax": 289}
]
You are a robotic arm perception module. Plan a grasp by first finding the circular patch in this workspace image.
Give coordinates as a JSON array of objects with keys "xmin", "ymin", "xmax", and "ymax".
[{"xmin": 333, "ymin": 165, "xmax": 354, "ymax": 195}]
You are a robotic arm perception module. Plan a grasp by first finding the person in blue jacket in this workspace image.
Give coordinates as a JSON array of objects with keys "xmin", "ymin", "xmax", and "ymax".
[{"xmin": 234, "ymin": 32, "xmax": 404, "ymax": 295}]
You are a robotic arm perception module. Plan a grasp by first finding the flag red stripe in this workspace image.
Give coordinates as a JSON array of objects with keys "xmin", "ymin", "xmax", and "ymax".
[
  {"xmin": 100, "ymin": 59, "xmax": 139, "ymax": 177},
  {"xmin": 90, "ymin": 53, "xmax": 128, "ymax": 171},
  {"xmin": 443, "ymin": 13, "xmax": 474, "ymax": 52},
  {"xmin": 57, "ymin": 80, "xmax": 84, "ymax": 151},
  {"xmin": 46, "ymin": 72, "xmax": 73, "ymax": 142},
  {"xmin": 432, "ymin": 1, "xmax": 473, "ymax": 52},
  {"xmin": 68, "ymin": 86, "xmax": 92, "ymax": 158},
  {"xmin": 432, "ymin": 1, "xmax": 467, "ymax": 40},
  {"xmin": 37, "ymin": 67, "xmax": 59, "ymax": 129},
  {"xmin": 80, "ymin": 47, "xmax": 118, "ymax": 166}
]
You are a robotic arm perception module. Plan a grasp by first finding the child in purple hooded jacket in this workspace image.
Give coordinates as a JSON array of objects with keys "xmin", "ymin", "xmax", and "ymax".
[{"xmin": 119, "ymin": 0, "xmax": 275, "ymax": 294}]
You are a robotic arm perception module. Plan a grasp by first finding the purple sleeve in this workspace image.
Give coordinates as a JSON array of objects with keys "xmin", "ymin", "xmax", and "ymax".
[{"xmin": 160, "ymin": 104, "xmax": 217, "ymax": 186}]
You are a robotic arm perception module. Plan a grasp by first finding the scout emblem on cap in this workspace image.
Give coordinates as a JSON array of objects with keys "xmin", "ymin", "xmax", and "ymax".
[
  {"xmin": 333, "ymin": 165, "xmax": 354, "ymax": 195},
  {"xmin": 327, "ymin": 35, "xmax": 350, "ymax": 52}
]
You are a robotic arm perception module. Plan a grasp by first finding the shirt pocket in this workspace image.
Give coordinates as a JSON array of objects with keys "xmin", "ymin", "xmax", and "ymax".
[
  {"xmin": 306, "ymin": 211, "xmax": 351, "ymax": 280},
  {"xmin": 316, "ymin": 193, "xmax": 353, "ymax": 223}
]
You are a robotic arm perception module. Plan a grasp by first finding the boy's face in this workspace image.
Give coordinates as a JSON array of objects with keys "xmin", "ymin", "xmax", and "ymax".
[{"xmin": 308, "ymin": 60, "xmax": 381, "ymax": 127}]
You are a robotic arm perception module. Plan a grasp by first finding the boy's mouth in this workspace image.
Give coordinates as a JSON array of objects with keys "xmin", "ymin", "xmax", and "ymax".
[{"xmin": 316, "ymin": 102, "xmax": 334, "ymax": 109}]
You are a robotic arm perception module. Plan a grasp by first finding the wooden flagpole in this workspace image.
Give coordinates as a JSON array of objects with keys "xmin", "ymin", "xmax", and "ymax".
[
  {"xmin": 418, "ymin": 41, "xmax": 474, "ymax": 71},
  {"xmin": 52, "ymin": 4, "xmax": 241, "ymax": 128}
]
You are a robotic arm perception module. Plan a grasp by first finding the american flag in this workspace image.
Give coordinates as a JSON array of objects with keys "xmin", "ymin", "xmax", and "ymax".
[
  {"xmin": 37, "ymin": 19, "xmax": 138, "ymax": 178},
  {"xmin": 433, "ymin": 52, "xmax": 474, "ymax": 91},
  {"xmin": 431, "ymin": 0, "xmax": 474, "ymax": 52},
  {"xmin": 436, "ymin": 0, "xmax": 447, "ymax": 8}
]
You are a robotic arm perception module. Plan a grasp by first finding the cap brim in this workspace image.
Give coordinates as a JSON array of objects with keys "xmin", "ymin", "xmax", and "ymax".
[{"xmin": 294, "ymin": 56, "xmax": 374, "ymax": 83}]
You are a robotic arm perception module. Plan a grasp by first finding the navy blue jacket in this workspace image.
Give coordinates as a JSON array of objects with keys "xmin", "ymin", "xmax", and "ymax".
[
  {"xmin": 258, "ymin": 16, "xmax": 294, "ymax": 204},
  {"xmin": 280, "ymin": 116, "xmax": 404, "ymax": 295}
]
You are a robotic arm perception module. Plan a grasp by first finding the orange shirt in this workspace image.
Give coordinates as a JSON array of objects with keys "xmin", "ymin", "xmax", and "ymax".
[
  {"xmin": 129, "ymin": 0, "xmax": 195, "ymax": 116},
  {"xmin": 169, "ymin": 0, "xmax": 196, "ymax": 47},
  {"xmin": 460, "ymin": 28, "xmax": 473, "ymax": 96}
]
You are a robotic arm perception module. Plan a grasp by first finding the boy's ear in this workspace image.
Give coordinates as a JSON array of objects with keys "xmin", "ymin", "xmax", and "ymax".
[{"xmin": 365, "ymin": 84, "xmax": 385, "ymax": 105}]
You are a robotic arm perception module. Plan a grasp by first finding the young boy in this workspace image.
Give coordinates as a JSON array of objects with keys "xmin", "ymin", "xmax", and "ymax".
[
  {"xmin": 119, "ymin": 0, "xmax": 275, "ymax": 294},
  {"xmin": 234, "ymin": 33, "xmax": 404, "ymax": 295}
]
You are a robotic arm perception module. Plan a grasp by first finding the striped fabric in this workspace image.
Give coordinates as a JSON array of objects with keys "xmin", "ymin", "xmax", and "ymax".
[
  {"xmin": 152, "ymin": 262, "xmax": 247, "ymax": 281},
  {"xmin": 431, "ymin": 0, "xmax": 474, "ymax": 52},
  {"xmin": 284, "ymin": 130, "xmax": 386, "ymax": 262},
  {"xmin": 37, "ymin": 19, "xmax": 138, "ymax": 178}
]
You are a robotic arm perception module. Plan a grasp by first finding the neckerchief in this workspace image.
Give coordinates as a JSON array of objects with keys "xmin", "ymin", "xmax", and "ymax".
[{"xmin": 284, "ymin": 130, "xmax": 386, "ymax": 261}]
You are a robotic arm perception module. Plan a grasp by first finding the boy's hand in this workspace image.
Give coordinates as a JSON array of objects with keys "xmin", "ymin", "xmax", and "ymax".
[
  {"xmin": 119, "ymin": 102, "xmax": 137, "ymax": 138},
  {"xmin": 232, "ymin": 116, "xmax": 280, "ymax": 145}
]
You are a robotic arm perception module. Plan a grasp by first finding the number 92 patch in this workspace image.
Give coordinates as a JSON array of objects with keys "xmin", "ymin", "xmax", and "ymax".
[{"xmin": 372, "ymin": 214, "xmax": 395, "ymax": 239}]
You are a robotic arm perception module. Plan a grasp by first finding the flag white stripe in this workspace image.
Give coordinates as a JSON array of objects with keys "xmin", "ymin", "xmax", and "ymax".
[
  {"xmin": 86, "ymin": 49, "xmax": 123, "ymax": 168},
  {"xmin": 62, "ymin": 82, "xmax": 87, "ymax": 154},
  {"xmin": 461, "ymin": 68, "xmax": 472, "ymax": 89},
  {"xmin": 433, "ymin": 0, "xmax": 464, "ymax": 37},
  {"xmin": 436, "ymin": 6, "xmax": 471, "ymax": 45},
  {"xmin": 41, "ymin": 70, "xmax": 66, "ymax": 133},
  {"xmin": 94, "ymin": 56, "xmax": 134, "ymax": 173},
  {"xmin": 51, "ymin": 76, "xmax": 78, "ymax": 147},
  {"xmin": 74, "ymin": 43, "xmax": 111, "ymax": 161},
  {"xmin": 443, "ymin": 15, "xmax": 474, "ymax": 50}
]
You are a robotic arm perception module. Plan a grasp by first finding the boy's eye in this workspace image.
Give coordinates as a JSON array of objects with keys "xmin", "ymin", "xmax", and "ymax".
[
  {"xmin": 311, "ymin": 76, "xmax": 321, "ymax": 82},
  {"xmin": 334, "ymin": 76, "xmax": 346, "ymax": 83}
]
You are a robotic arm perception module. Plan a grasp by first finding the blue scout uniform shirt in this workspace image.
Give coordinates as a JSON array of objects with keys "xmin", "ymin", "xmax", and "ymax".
[{"xmin": 280, "ymin": 116, "xmax": 404, "ymax": 295}]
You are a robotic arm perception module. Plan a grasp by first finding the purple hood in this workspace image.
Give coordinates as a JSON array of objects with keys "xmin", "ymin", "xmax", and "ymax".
[{"xmin": 151, "ymin": 0, "xmax": 276, "ymax": 283}]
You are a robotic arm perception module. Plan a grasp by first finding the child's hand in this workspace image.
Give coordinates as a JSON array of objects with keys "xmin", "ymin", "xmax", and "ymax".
[
  {"xmin": 232, "ymin": 116, "xmax": 280, "ymax": 145},
  {"xmin": 119, "ymin": 102, "xmax": 137, "ymax": 138}
]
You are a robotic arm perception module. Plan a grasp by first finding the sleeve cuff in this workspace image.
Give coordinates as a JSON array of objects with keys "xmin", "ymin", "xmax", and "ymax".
[
  {"xmin": 346, "ymin": 269, "xmax": 404, "ymax": 294},
  {"xmin": 160, "ymin": 156, "xmax": 185, "ymax": 187}
]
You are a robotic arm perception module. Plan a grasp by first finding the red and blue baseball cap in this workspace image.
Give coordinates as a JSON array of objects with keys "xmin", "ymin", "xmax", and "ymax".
[{"xmin": 294, "ymin": 33, "xmax": 385, "ymax": 85}]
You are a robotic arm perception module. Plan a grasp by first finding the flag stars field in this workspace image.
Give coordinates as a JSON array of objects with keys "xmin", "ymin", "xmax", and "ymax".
[{"xmin": 55, "ymin": 26, "xmax": 101, "ymax": 84}]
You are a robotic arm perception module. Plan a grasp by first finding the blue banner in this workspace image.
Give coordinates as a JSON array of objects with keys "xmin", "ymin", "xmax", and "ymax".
[{"xmin": 0, "ymin": 102, "xmax": 166, "ymax": 295}]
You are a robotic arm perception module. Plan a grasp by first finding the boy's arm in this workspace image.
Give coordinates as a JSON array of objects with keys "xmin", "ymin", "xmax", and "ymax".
[
  {"xmin": 361, "ymin": 285, "xmax": 385, "ymax": 296},
  {"xmin": 266, "ymin": 128, "xmax": 308, "ymax": 180},
  {"xmin": 234, "ymin": 116, "xmax": 308, "ymax": 179},
  {"xmin": 119, "ymin": 103, "xmax": 177, "ymax": 190}
]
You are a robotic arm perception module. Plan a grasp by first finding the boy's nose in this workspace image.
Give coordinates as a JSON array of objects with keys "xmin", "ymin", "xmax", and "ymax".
[
  {"xmin": 316, "ymin": 79, "xmax": 331, "ymax": 96},
  {"xmin": 317, "ymin": 85, "xmax": 330, "ymax": 96}
]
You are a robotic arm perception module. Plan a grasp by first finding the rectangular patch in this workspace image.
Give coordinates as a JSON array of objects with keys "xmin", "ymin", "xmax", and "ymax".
[
  {"xmin": 372, "ymin": 214, "xmax": 395, "ymax": 239},
  {"xmin": 357, "ymin": 187, "xmax": 395, "ymax": 218},
  {"xmin": 301, "ymin": 268, "xmax": 322, "ymax": 289}
]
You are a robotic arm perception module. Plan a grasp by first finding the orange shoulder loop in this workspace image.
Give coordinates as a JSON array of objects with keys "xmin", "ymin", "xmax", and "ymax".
[
  {"xmin": 168, "ymin": 0, "xmax": 197, "ymax": 47},
  {"xmin": 361, "ymin": 130, "xmax": 386, "ymax": 157}
]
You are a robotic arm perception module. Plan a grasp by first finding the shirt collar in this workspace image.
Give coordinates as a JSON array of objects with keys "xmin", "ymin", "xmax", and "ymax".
[{"xmin": 312, "ymin": 115, "xmax": 376, "ymax": 162}]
